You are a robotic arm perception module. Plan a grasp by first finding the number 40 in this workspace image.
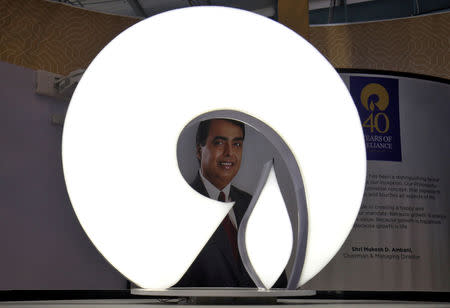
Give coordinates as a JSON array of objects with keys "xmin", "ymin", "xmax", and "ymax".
[{"xmin": 363, "ymin": 112, "xmax": 389, "ymax": 133}]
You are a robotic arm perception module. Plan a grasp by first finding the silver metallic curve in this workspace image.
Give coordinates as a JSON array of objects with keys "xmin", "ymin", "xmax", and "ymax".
[
  {"xmin": 237, "ymin": 159, "xmax": 273, "ymax": 289},
  {"xmin": 179, "ymin": 110, "xmax": 308, "ymax": 290}
]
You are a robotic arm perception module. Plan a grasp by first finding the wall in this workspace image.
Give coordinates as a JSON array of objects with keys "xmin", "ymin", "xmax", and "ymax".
[
  {"xmin": 0, "ymin": 0, "xmax": 139, "ymax": 75},
  {"xmin": 2, "ymin": 0, "xmax": 448, "ymax": 79},
  {"xmin": 309, "ymin": 12, "xmax": 450, "ymax": 80},
  {"xmin": 0, "ymin": 61, "xmax": 127, "ymax": 289}
]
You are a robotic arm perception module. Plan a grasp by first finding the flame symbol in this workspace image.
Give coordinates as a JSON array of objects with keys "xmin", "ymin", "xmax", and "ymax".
[
  {"xmin": 361, "ymin": 83, "xmax": 389, "ymax": 112},
  {"xmin": 238, "ymin": 161, "xmax": 293, "ymax": 289}
]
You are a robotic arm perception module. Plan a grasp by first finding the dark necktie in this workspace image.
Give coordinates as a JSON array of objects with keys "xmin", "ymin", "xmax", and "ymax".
[{"xmin": 218, "ymin": 191, "xmax": 239, "ymax": 261}]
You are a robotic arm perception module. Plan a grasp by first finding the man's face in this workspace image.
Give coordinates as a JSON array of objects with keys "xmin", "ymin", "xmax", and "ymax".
[{"xmin": 197, "ymin": 119, "xmax": 244, "ymax": 190}]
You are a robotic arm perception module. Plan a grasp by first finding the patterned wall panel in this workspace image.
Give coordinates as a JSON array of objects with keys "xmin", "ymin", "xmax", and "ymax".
[
  {"xmin": 1, "ymin": 0, "xmax": 449, "ymax": 79},
  {"xmin": 309, "ymin": 13, "xmax": 450, "ymax": 80},
  {"xmin": 0, "ymin": 0, "xmax": 139, "ymax": 75},
  {"xmin": 278, "ymin": 0, "xmax": 309, "ymax": 40}
]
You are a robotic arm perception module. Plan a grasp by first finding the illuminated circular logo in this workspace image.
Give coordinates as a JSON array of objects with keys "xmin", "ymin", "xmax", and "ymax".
[{"xmin": 62, "ymin": 6, "xmax": 366, "ymax": 290}]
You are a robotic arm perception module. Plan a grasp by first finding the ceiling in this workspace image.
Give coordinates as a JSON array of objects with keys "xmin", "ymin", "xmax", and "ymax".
[
  {"xmin": 51, "ymin": 0, "xmax": 381, "ymax": 19},
  {"xmin": 52, "ymin": 0, "xmax": 278, "ymax": 18},
  {"xmin": 51, "ymin": 0, "xmax": 450, "ymax": 23}
]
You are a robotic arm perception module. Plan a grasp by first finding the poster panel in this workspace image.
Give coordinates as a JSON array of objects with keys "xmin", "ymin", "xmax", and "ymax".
[{"xmin": 303, "ymin": 72, "xmax": 450, "ymax": 291}]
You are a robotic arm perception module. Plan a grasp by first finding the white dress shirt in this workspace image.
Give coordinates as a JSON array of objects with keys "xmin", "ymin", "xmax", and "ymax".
[{"xmin": 199, "ymin": 171, "xmax": 238, "ymax": 228}]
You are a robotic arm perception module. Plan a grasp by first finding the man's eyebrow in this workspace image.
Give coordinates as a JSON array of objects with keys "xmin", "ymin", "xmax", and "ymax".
[{"xmin": 211, "ymin": 136, "xmax": 244, "ymax": 142}]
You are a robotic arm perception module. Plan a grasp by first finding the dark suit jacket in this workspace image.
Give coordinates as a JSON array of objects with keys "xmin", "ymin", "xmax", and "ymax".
[{"xmin": 175, "ymin": 175, "xmax": 287, "ymax": 288}]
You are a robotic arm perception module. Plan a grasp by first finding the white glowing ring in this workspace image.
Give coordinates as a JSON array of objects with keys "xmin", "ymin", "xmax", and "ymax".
[{"xmin": 62, "ymin": 7, "xmax": 366, "ymax": 289}]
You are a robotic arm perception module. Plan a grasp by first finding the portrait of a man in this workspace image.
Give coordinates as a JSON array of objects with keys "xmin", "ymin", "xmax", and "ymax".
[{"xmin": 175, "ymin": 118, "xmax": 286, "ymax": 288}]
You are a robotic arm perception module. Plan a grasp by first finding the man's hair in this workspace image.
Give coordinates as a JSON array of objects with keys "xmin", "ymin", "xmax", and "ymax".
[{"xmin": 196, "ymin": 119, "xmax": 245, "ymax": 147}]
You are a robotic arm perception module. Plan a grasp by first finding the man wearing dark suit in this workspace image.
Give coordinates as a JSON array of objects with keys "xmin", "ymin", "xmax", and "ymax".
[{"xmin": 175, "ymin": 119, "xmax": 286, "ymax": 288}]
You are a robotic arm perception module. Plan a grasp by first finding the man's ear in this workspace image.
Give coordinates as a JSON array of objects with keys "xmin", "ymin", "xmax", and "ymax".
[{"xmin": 196, "ymin": 145, "xmax": 202, "ymax": 161}]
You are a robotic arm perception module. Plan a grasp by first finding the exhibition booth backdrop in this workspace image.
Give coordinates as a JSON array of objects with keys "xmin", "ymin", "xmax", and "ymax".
[
  {"xmin": 1, "ymin": 62, "xmax": 448, "ymax": 291},
  {"xmin": 0, "ymin": 0, "xmax": 449, "ymax": 291}
]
